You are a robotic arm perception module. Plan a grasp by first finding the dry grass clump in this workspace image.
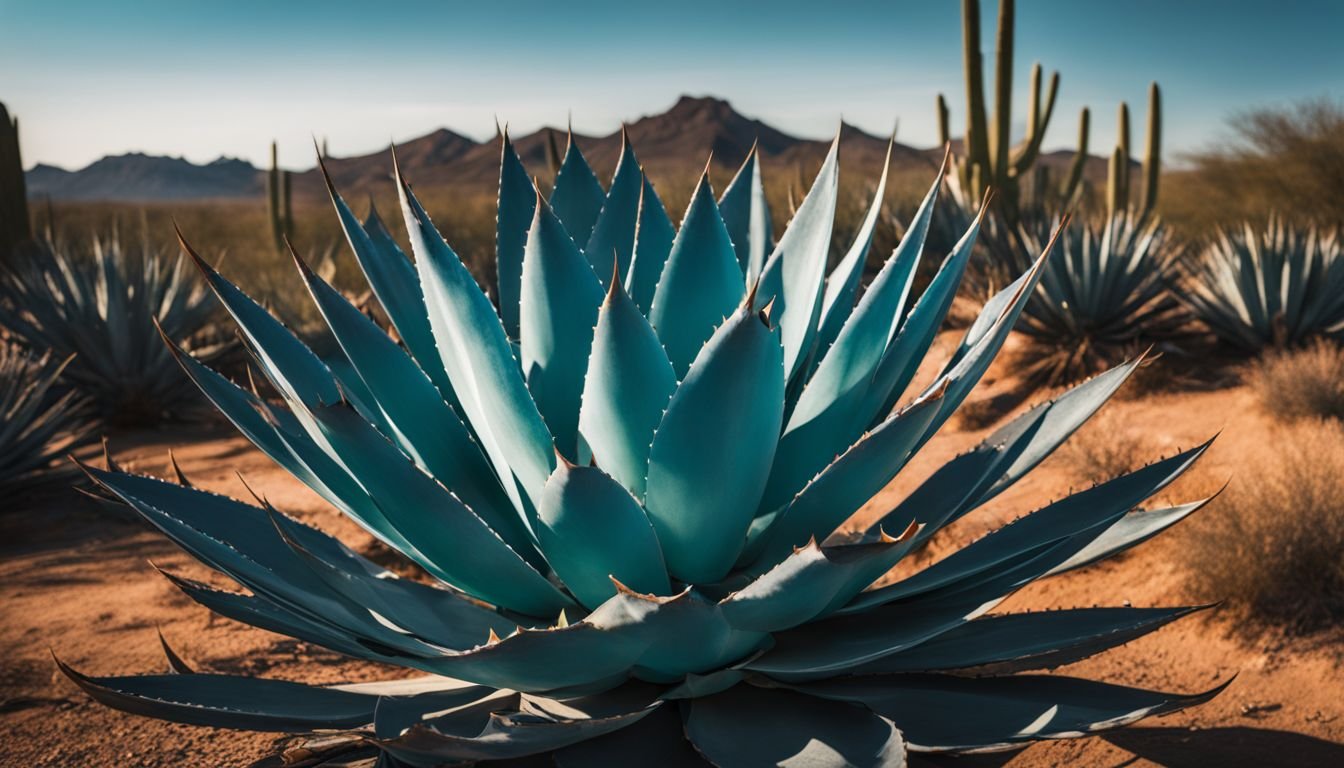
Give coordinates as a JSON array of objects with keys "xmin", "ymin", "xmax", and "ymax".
[
  {"xmin": 1059, "ymin": 409, "xmax": 1148, "ymax": 481},
  {"xmin": 1248, "ymin": 339, "xmax": 1344, "ymax": 422},
  {"xmin": 1184, "ymin": 418, "xmax": 1344, "ymax": 634}
]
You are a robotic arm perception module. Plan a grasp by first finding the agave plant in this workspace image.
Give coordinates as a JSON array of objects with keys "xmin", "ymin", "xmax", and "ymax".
[
  {"xmin": 1183, "ymin": 219, "xmax": 1344, "ymax": 352},
  {"xmin": 58, "ymin": 129, "xmax": 1227, "ymax": 767},
  {"xmin": 0, "ymin": 234, "xmax": 225, "ymax": 424},
  {"xmin": 1011, "ymin": 213, "xmax": 1183, "ymax": 384},
  {"xmin": 0, "ymin": 344, "xmax": 93, "ymax": 492}
]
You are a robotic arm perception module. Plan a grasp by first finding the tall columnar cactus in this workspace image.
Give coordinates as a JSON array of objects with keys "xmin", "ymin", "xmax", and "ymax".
[
  {"xmin": 0, "ymin": 101, "xmax": 31, "ymax": 257},
  {"xmin": 1106, "ymin": 84, "xmax": 1163, "ymax": 220},
  {"xmin": 938, "ymin": 0, "xmax": 1090, "ymax": 214},
  {"xmin": 267, "ymin": 141, "xmax": 293, "ymax": 251}
]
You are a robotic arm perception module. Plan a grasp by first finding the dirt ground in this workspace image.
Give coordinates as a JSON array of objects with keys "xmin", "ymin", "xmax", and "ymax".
[{"xmin": 2, "ymin": 336, "xmax": 1342, "ymax": 767}]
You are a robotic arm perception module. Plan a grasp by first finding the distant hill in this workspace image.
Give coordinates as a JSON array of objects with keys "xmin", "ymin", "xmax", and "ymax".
[
  {"xmin": 26, "ymin": 153, "xmax": 259, "ymax": 201},
  {"xmin": 26, "ymin": 96, "xmax": 1114, "ymax": 202}
]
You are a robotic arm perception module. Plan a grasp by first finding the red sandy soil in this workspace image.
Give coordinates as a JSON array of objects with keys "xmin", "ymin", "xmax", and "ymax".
[{"xmin": 2, "ymin": 337, "xmax": 1342, "ymax": 767}]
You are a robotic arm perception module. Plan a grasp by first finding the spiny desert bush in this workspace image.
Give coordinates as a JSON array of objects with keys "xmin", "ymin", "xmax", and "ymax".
[
  {"xmin": 1248, "ymin": 339, "xmax": 1344, "ymax": 422},
  {"xmin": 1183, "ymin": 219, "xmax": 1344, "ymax": 352},
  {"xmin": 0, "ymin": 235, "xmax": 226, "ymax": 424},
  {"xmin": 59, "ymin": 129, "xmax": 1227, "ymax": 766},
  {"xmin": 0, "ymin": 344, "xmax": 94, "ymax": 492},
  {"xmin": 1185, "ymin": 419, "xmax": 1344, "ymax": 633}
]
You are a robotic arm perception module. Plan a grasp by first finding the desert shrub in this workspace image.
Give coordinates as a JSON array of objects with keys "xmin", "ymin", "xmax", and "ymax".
[
  {"xmin": 1184, "ymin": 419, "xmax": 1344, "ymax": 633},
  {"xmin": 1249, "ymin": 339, "xmax": 1344, "ymax": 422},
  {"xmin": 1059, "ymin": 408, "xmax": 1147, "ymax": 480}
]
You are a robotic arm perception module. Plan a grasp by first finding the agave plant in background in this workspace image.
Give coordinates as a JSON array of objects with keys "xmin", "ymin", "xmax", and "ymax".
[
  {"xmin": 1011, "ymin": 213, "xmax": 1184, "ymax": 385},
  {"xmin": 0, "ymin": 344, "xmax": 93, "ymax": 492},
  {"xmin": 0, "ymin": 234, "xmax": 226, "ymax": 424},
  {"xmin": 1183, "ymin": 219, "xmax": 1344, "ymax": 352},
  {"xmin": 58, "ymin": 128, "xmax": 1227, "ymax": 767}
]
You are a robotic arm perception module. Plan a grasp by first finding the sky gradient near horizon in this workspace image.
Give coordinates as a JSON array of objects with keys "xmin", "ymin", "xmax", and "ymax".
[{"xmin": 2, "ymin": 0, "xmax": 1341, "ymax": 171}]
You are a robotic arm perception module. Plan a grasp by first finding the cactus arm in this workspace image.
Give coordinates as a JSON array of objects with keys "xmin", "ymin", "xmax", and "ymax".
[
  {"xmin": 936, "ymin": 94, "xmax": 951, "ymax": 148},
  {"xmin": 1012, "ymin": 67, "xmax": 1059, "ymax": 175},
  {"xmin": 0, "ymin": 102, "xmax": 32, "ymax": 255},
  {"xmin": 1062, "ymin": 107, "xmax": 1091, "ymax": 202},
  {"xmin": 988, "ymin": 0, "xmax": 1014, "ymax": 190},
  {"xmin": 962, "ymin": 0, "xmax": 991, "ymax": 192},
  {"xmin": 1140, "ymin": 82, "xmax": 1162, "ymax": 220}
]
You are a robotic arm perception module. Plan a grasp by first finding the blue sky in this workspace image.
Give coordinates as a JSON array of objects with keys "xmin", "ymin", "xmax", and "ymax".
[{"xmin": 2, "ymin": 0, "xmax": 1340, "ymax": 170}]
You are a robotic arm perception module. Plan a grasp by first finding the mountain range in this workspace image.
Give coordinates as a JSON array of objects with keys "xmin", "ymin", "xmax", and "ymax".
[{"xmin": 26, "ymin": 96, "xmax": 1110, "ymax": 202}]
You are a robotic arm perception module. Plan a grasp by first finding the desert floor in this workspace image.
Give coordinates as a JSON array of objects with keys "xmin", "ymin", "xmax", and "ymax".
[{"xmin": 2, "ymin": 334, "xmax": 1342, "ymax": 767}]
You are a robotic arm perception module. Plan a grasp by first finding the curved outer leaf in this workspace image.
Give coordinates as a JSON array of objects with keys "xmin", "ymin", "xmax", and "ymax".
[
  {"xmin": 1047, "ymin": 498, "xmax": 1212, "ymax": 576},
  {"xmin": 753, "ymin": 133, "xmax": 840, "ymax": 381},
  {"xmin": 849, "ymin": 440, "xmax": 1211, "ymax": 611},
  {"xmin": 761, "ymin": 163, "xmax": 942, "ymax": 512},
  {"xmin": 178, "ymin": 236, "xmax": 338, "ymax": 409},
  {"xmin": 846, "ymin": 605, "xmax": 1211, "ymax": 676},
  {"xmin": 577, "ymin": 272, "xmax": 677, "ymax": 498},
  {"xmin": 55, "ymin": 660, "xmax": 380, "ymax": 732},
  {"xmin": 495, "ymin": 131, "xmax": 536, "ymax": 338},
  {"xmin": 397, "ymin": 171, "xmax": 555, "ymax": 523},
  {"xmin": 537, "ymin": 461, "xmax": 670, "ymax": 610},
  {"xmin": 318, "ymin": 160, "xmax": 458, "ymax": 410},
  {"xmin": 624, "ymin": 175, "xmax": 676, "ymax": 315},
  {"xmin": 749, "ymin": 384, "xmax": 946, "ymax": 570},
  {"xmin": 647, "ymin": 172, "xmax": 746, "ymax": 377},
  {"xmin": 718, "ymin": 144, "xmax": 773, "ymax": 283},
  {"xmin": 794, "ymin": 674, "xmax": 1232, "ymax": 753},
  {"xmin": 302, "ymin": 401, "xmax": 572, "ymax": 617},
  {"xmin": 291, "ymin": 249, "xmax": 534, "ymax": 562},
  {"xmin": 644, "ymin": 303, "xmax": 784, "ymax": 583},
  {"xmin": 377, "ymin": 700, "xmax": 659, "ymax": 765},
  {"xmin": 584, "ymin": 131, "xmax": 643, "ymax": 287},
  {"xmin": 814, "ymin": 137, "xmax": 897, "ymax": 358},
  {"xmin": 686, "ymin": 685, "xmax": 906, "ymax": 767},
  {"xmin": 520, "ymin": 196, "xmax": 605, "ymax": 458},
  {"xmin": 860, "ymin": 197, "xmax": 987, "ymax": 426},
  {"xmin": 549, "ymin": 137, "xmax": 606, "ymax": 246},
  {"xmin": 720, "ymin": 523, "xmax": 918, "ymax": 633}
]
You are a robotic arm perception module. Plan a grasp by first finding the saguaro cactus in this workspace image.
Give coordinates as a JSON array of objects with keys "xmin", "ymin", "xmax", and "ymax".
[
  {"xmin": 1105, "ymin": 84, "xmax": 1162, "ymax": 219},
  {"xmin": 0, "ymin": 101, "xmax": 31, "ymax": 256},
  {"xmin": 937, "ymin": 0, "xmax": 1089, "ymax": 214},
  {"xmin": 266, "ymin": 141, "xmax": 293, "ymax": 251}
]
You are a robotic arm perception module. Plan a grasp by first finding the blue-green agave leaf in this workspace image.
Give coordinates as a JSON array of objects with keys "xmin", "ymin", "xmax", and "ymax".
[
  {"xmin": 814, "ymin": 137, "xmax": 898, "ymax": 357},
  {"xmin": 520, "ymin": 195, "xmax": 605, "ymax": 458},
  {"xmin": 860, "ymin": 196, "xmax": 987, "ymax": 426},
  {"xmin": 720, "ymin": 523, "xmax": 918, "ymax": 633},
  {"xmin": 644, "ymin": 301, "xmax": 784, "ymax": 583},
  {"xmin": 177, "ymin": 234, "xmax": 338, "ymax": 408},
  {"xmin": 319, "ymin": 159, "xmax": 457, "ymax": 405},
  {"xmin": 846, "ymin": 605, "xmax": 1212, "ymax": 676},
  {"xmin": 718, "ymin": 144, "xmax": 773, "ymax": 283},
  {"xmin": 584, "ymin": 129, "xmax": 643, "ymax": 288},
  {"xmin": 577, "ymin": 271, "xmax": 677, "ymax": 498},
  {"xmin": 397, "ymin": 168, "xmax": 555, "ymax": 521},
  {"xmin": 686, "ymin": 685, "xmax": 906, "ymax": 767},
  {"xmin": 1046, "ymin": 497, "xmax": 1215, "ymax": 577},
  {"xmin": 302, "ymin": 401, "xmax": 572, "ymax": 617},
  {"xmin": 794, "ymin": 674, "xmax": 1233, "ymax": 753},
  {"xmin": 292, "ymin": 249, "xmax": 533, "ymax": 561},
  {"xmin": 549, "ymin": 135, "xmax": 606, "ymax": 246},
  {"xmin": 54, "ymin": 660, "xmax": 377, "ymax": 732},
  {"xmin": 537, "ymin": 460, "xmax": 670, "ymax": 610},
  {"xmin": 647, "ymin": 171, "xmax": 746, "ymax": 377},
  {"xmin": 753, "ymin": 134, "xmax": 840, "ymax": 381},
  {"xmin": 624, "ymin": 175, "xmax": 676, "ymax": 315},
  {"xmin": 749, "ymin": 384, "xmax": 946, "ymax": 570},
  {"xmin": 601, "ymin": 585, "xmax": 770, "ymax": 681},
  {"xmin": 761, "ymin": 162, "xmax": 942, "ymax": 512},
  {"xmin": 852, "ymin": 441, "xmax": 1210, "ymax": 609},
  {"xmin": 495, "ymin": 130, "xmax": 536, "ymax": 339}
]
